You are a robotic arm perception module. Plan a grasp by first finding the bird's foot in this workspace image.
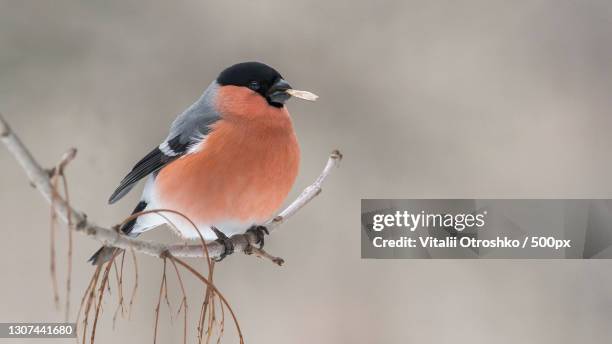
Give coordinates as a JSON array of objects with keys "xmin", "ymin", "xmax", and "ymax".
[
  {"xmin": 246, "ymin": 225, "xmax": 269, "ymax": 248},
  {"xmin": 212, "ymin": 226, "xmax": 234, "ymax": 262}
]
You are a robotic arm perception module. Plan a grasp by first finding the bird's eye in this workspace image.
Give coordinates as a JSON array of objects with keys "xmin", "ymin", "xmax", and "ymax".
[{"xmin": 248, "ymin": 80, "xmax": 260, "ymax": 90}]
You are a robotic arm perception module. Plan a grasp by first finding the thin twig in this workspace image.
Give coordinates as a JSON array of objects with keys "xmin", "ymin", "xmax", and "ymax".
[
  {"xmin": 127, "ymin": 246, "xmax": 138, "ymax": 319},
  {"xmin": 198, "ymin": 262, "xmax": 215, "ymax": 343},
  {"xmin": 169, "ymin": 256, "xmax": 244, "ymax": 344},
  {"xmin": 245, "ymin": 246, "xmax": 285, "ymax": 266},
  {"xmin": 169, "ymin": 258, "xmax": 188, "ymax": 344},
  {"xmin": 61, "ymin": 171, "xmax": 74, "ymax": 322},
  {"xmin": 205, "ymin": 295, "xmax": 215, "ymax": 344},
  {"xmin": 80, "ymin": 266, "xmax": 102, "ymax": 344},
  {"xmin": 216, "ymin": 295, "xmax": 225, "ymax": 344},
  {"xmin": 76, "ymin": 265, "xmax": 101, "ymax": 342},
  {"xmin": 163, "ymin": 267, "xmax": 172, "ymax": 322},
  {"xmin": 111, "ymin": 252, "xmax": 126, "ymax": 329},
  {"xmin": 50, "ymin": 173, "xmax": 60, "ymax": 308},
  {"xmin": 153, "ymin": 258, "xmax": 167, "ymax": 344},
  {"xmin": 91, "ymin": 257, "xmax": 116, "ymax": 344}
]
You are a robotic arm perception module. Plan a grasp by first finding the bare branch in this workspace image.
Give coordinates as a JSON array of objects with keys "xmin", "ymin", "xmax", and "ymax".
[
  {"xmin": 245, "ymin": 246, "xmax": 285, "ymax": 266},
  {"xmin": 0, "ymin": 112, "xmax": 341, "ymax": 261}
]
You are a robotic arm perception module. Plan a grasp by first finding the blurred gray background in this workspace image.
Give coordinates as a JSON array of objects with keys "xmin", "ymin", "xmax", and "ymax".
[{"xmin": 2, "ymin": 0, "xmax": 612, "ymax": 343}]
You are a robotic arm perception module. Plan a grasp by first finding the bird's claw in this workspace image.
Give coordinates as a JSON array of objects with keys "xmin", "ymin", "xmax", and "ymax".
[
  {"xmin": 246, "ymin": 225, "xmax": 269, "ymax": 248},
  {"xmin": 212, "ymin": 226, "xmax": 234, "ymax": 262}
]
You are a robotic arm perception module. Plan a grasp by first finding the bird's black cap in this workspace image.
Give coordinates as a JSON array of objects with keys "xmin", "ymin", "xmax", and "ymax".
[{"xmin": 217, "ymin": 62, "xmax": 290, "ymax": 107}]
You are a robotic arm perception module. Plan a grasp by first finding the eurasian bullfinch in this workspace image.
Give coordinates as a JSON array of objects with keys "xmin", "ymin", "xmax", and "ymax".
[{"xmin": 89, "ymin": 62, "xmax": 317, "ymax": 264}]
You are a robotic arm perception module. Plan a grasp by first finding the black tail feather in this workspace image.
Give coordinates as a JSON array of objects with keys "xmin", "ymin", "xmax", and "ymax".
[
  {"xmin": 88, "ymin": 201, "xmax": 147, "ymax": 265},
  {"xmin": 88, "ymin": 246, "xmax": 120, "ymax": 265}
]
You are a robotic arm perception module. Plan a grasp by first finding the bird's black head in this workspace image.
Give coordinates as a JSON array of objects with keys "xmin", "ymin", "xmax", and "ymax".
[{"xmin": 217, "ymin": 62, "xmax": 291, "ymax": 108}]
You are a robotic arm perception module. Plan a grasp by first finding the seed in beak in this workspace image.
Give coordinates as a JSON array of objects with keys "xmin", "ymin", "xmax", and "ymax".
[{"xmin": 286, "ymin": 89, "xmax": 319, "ymax": 101}]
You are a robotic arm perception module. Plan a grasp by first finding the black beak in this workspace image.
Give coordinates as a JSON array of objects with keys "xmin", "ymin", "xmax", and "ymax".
[{"xmin": 267, "ymin": 78, "xmax": 292, "ymax": 106}]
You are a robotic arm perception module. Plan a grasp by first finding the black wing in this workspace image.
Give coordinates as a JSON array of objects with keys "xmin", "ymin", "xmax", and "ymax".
[{"xmin": 107, "ymin": 136, "xmax": 189, "ymax": 204}]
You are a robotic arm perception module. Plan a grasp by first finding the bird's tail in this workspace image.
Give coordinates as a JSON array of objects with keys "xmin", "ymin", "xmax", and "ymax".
[
  {"xmin": 88, "ymin": 200, "xmax": 148, "ymax": 265},
  {"xmin": 88, "ymin": 246, "xmax": 122, "ymax": 265}
]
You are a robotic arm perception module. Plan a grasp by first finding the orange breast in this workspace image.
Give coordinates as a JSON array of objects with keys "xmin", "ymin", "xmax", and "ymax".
[{"xmin": 154, "ymin": 88, "xmax": 300, "ymax": 225}]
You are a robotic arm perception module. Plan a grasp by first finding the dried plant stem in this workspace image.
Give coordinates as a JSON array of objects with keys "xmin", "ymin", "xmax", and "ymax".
[
  {"xmin": 153, "ymin": 258, "xmax": 168, "ymax": 344},
  {"xmin": 198, "ymin": 262, "xmax": 215, "ymax": 343},
  {"xmin": 50, "ymin": 173, "xmax": 60, "ymax": 308},
  {"xmin": 112, "ymin": 252, "xmax": 126, "ymax": 328},
  {"xmin": 169, "ymin": 258, "xmax": 188, "ymax": 344},
  {"xmin": 76, "ymin": 265, "xmax": 100, "ymax": 336},
  {"xmin": 216, "ymin": 295, "xmax": 225, "ymax": 344},
  {"xmin": 127, "ymin": 246, "xmax": 139, "ymax": 318},
  {"xmin": 90, "ymin": 257, "xmax": 116, "ymax": 344},
  {"xmin": 80, "ymin": 266, "xmax": 102, "ymax": 344},
  {"xmin": 205, "ymin": 296, "xmax": 215, "ymax": 344},
  {"xmin": 169, "ymin": 256, "xmax": 244, "ymax": 344},
  {"xmin": 62, "ymin": 172, "xmax": 74, "ymax": 322}
]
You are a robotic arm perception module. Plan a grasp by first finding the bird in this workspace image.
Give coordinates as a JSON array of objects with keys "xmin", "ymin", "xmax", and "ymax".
[{"xmin": 88, "ymin": 61, "xmax": 317, "ymax": 265}]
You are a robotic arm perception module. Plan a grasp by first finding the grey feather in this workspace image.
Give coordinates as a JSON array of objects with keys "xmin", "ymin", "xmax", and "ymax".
[
  {"xmin": 108, "ymin": 82, "xmax": 222, "ymax": 204},
  {"xmin": 165, "ymin": 82, "xmax": 220, "ymax": 150}
]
